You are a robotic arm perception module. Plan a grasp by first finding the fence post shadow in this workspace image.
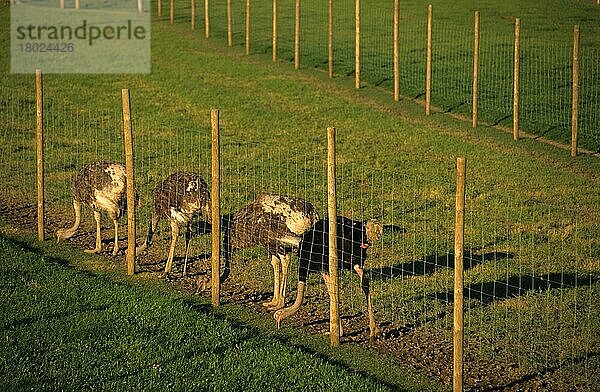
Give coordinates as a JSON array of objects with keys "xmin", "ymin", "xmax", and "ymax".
[
  {"xmin": 428, "ymin": 272, "xmax": 599, "ymax": 306},
  {"xmin": 369, "ymin": 251, "xmax": 515, "ymax": 281}
]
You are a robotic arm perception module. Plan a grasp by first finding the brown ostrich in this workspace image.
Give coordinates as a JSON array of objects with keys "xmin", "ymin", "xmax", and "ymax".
[
  {"xmin": 56, "ymin": 160, "xmax": 131, "ymax": 255},
  {"xmin": 137, "ymin": 171, "xmax": 211, "ymax": 275},
  {"xmin": 221, "ymin": 194, "xmax": 319, "ymax": 310},
  {"xmin": 274, "ymin": 216, "xmax": 383, "ymax": 342}
]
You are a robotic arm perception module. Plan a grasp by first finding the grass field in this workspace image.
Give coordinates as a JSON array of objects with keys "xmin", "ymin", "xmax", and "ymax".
[
  {"xmin": 1, "ymin": 230, "xmax": 444, "ymax": 391},
  {"xmin": 182, "ymin": 0, "xmax": 600, "ymax": 152},
  {"xmin": 1, "ymin": 1, "xmax": 599, "ymax": 390}
]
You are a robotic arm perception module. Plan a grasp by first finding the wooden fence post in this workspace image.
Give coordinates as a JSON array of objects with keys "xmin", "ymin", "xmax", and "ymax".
[
  {"xmin": 294, "ymin": 0, "xmax": 300, "ymax": 70},
  {"xmin": 472, "ymin": 11, "xmax": 480, "ymax": 128},
  {"xmin": 513, "ymin": 18, "xmax": 520, "ymax": 141},
  {"xmin": 355, "ymin": 0, "xmax": 361, "ymax": 89},
  {"xmin": 246, "ymin": 0, "xmax": 250, "ymax": 55},
  {"xmin": 328, "ymin": 0, "xmax": 333, "ymax": 78},
  {"xmin": 36, "ymin": 69, "xmax": 44, "ymax": 242},
  {"xmin": 453, "ymin": 157, "xmax": 466, "ymax": 392},
  {"xmin": 121, "ymin": 89, "xmax": 136, "ymax": 276},
  {"xmin": 327, "ymin": 126, "xmax": 340, "ymax": 348},
  {"xmin": 227, "ymin": 0, "xmax": 232, "ymax": 46},
  {"xmin": 571, "ymin": 25, "xmax": 580, "ymax": 157},
  {"xmin": 426, "ymin": 4, "xmax": 432, "ymax": 115},
  {"xmin": 170, "ymin": 0, "xmax": 174, "ymax": 24},
  {"xmin": 191, "ymin": 0, "xmax": 196, "ymax": 29},
  {"xmin": 211, "ymin": 109, "xmax": 221, "ymax": 307},
  {"xmin": 272, "ymin": 0, "xmax": 277, "ymax": 62},
  {"xmin": 191, "ymin": 0, "xmax": 195, "ymax": 29},
  {"xmin": 393, "ymin": 0, "xmax": 399, "ymax": 101},
  {"xmin": 205, "ymin": 0, "xmax": 210, "ymax": 38}
]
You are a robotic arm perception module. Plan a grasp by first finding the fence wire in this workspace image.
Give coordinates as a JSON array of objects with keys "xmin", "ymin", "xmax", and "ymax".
[
  {"xmin": 166, "ymin": 0, "xmax": 600, "ymax": 152},
  {"xmin": 1, "ymin": 0, "xmax": 599, "ymax": 389},
  {"xmin": 0, "ymin": 87, "xmax": 36, "ymax": 223},
  {"xmin": 1, "ymin": 77, "xmax": 599, "ymax": 389}
]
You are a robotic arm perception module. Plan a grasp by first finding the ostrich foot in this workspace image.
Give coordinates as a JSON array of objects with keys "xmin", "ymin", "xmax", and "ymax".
[
  {"xmin": 84, "ymin": 247, "xmax": 102, "ymax": 254},
  {"xmin": 369, "ymin": 327, "xmax": 381, "ymax": 344},
  {"xmin": 196, "ymin": 275, "xmax": 211, "ymax": 292},
  {"xmin": 262, "ymin": 297, "xmax": 284, "ymax": 311},
  {"xmin": 266, "ymin": 303, "xmax": 285, "ymax": 311}
]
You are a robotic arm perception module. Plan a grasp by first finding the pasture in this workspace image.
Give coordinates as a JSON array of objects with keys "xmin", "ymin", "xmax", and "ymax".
[
  {"xmin": 1, "ymin": 1, "xmax": 599, "ymax": 390},
  {"xmin": 179, "ymin": 0, "xmax": 600, "ymax": 152}
]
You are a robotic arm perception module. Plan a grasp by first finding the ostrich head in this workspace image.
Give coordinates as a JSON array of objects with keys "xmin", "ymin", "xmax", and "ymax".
[
  {"xmin": 56, "ymin": 227, "xmax": 74, "ymax": 243},
  {"xmin": 365, "ymin": 219, "xmax": 383, "ymax": 245}
]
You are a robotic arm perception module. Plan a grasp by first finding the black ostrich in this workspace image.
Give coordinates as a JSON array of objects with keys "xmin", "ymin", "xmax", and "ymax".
[
  {"xmin": 274, "ymin": 216, "xmax": 383, "ymax": 342},
  {"xmin": 137, "ymin": 171, "xmax": 211, "ymax": 275},
  {"xmin": 56, "ymin": 160, "xmax": 131, "ymax": 255},
  {"xmin": 220, "ymin": 194, "xmax": 319, "ymax": 310}
]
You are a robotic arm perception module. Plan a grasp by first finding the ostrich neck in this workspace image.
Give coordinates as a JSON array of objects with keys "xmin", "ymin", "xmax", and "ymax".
[
  {"xmin": 60, "ymin": 200, "xmax": 82, "ymax": 240},
  {"xmin": 278, "ymin": 281, "xmax": 305, "ymax": 320}
]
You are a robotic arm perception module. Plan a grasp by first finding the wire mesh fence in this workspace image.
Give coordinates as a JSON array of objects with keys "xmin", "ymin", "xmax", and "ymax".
[
  {"xmin": 1, "ymin": 73, "xmax": 599, "ymax": 388},
  {"xmin": 163, "ymin": 0, "xmax": 600, "ymax": 153},
  {"xmin": 1, "ymin": 0, "xmax": 599, "ymax": 389},
  {"xmin": 131, "ymin": 114, "xmax": 213, "ymax": 274},
  {"xmin": 520, "ymin": 39, "xmax": 573, "ymax": 145},
  {"xmin": 476, "ymin": 23, "xmax": 514, "ymax": 126},
  {"xmin": 0, "ymin": 86, "xmax": 37, "ymax": 223}
]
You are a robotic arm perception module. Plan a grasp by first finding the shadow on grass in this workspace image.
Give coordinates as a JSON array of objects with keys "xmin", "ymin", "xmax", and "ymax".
[
  {"xmin": 429, "ymin": 272, "xmax": 599, "ymax": 306},
  {"xmin": 486, "ymin": 350, "xmax": 600, "ymax": 392},
  {"xmin": 369, "ymin": 250, "xmax": 514, "ymax": 281},
  {"xmin": 2, "ymin": 304, "xmax": 111, "ymax": 331},
  {"xmin": 136, "ymin": 253, "xmax": 212, "ymax": 273}
]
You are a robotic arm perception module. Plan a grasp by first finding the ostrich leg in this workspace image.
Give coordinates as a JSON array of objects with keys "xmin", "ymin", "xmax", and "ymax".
[
  {"xmin": 275, "ymin": 253, "xmax": 292, "ymax": 310},
  {"xmin": 366, "ymin": 289, "xmax": 379, "ymax": 343},
  {"xmin": 355, "ymin": 264, "xmax": 380, "ymax": 342},
  {"xmin": 183, "ymin": 224, "xmax": 192, "ymax": 276},
  {"xmin": 84, "ymin": 210, "xmax": 103, "ymax": 254},
  {"xmin": 164, "ymin": 220, "xmax": 179, "ymax": 274},
  {"xmin": 263, "ymin": 255, "xmax": 282, "ymax": 309},
  {"xmin": 111, "ymin": 218, "xmax": 119, "ymax": 256}
]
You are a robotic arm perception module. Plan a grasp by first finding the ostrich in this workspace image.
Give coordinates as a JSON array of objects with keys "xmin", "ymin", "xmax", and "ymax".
[
  {"xmin": 137, "ymin": 171, "xmax": 211, "ymax": 275},
  {"xmin": 56, "ymin": 160, "xmax": 131, "ymax": 256},
  {"xmin": 274, "ymin": 216, "xmax": 383, "ymax": 342},
  {"xmin": 220, "ymin": 194, "xmax": 319, "ymax": 310}
]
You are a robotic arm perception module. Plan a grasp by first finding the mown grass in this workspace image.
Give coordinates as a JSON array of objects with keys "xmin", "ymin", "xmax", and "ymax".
[
  {"xmin": 0, "ymin": 229, "xmax": 444, "ymax": 391},
  {"xmin": 1, "ymin": 1, "xmax": 599, "ymax": 389},
  {"xmin": 172, "ymin": 0, "xmax": 600, "ymax": 151}
]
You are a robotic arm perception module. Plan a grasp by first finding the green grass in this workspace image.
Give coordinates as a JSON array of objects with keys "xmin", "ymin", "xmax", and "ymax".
[
  {"xmin": 0, "ymin": 229, "xmax": 442, "ymax": 391},
  {"xmin": 1, "ymin": 1, "xmax": 599, "ymax": 389},
  {"xmin": 168, "ymin": 0, "xmax": 600, "ymax": 151}
]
